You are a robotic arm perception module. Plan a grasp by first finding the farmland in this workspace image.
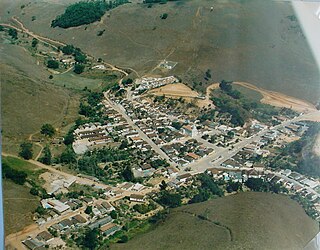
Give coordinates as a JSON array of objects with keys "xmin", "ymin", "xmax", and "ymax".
[
  {"xmin": 112, "ymin": 192, "xmax": 318, "ymax": 250},
  {"xmin": 3, "ymin": 0, "xmax": 318, "ymax": 103}
]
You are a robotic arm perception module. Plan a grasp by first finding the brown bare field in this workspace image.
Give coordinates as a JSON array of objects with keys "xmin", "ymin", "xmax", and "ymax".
[
  {"xmin": 149, "ymin": 83, "xmax": 199, "ymax": 98},
  {"xmin": 147, "ymin": 83, "xmax": 214, "ymax": 108}
]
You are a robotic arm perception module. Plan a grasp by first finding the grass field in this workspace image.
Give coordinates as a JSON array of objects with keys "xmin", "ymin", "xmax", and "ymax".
[
  {"xmin": 3, "ymin": 180, "xmax": 39, "ymax": 236},
  {"xmin": 5, "ymin": 0, "xmax": 319, "ymax": 103},
  {"xmin": 0, "ymin": 41, "xmax": 82, "ymax": 155},
  {"xmin": 112, "ymin": 192, "xmax": 318, "ymax": 250}
]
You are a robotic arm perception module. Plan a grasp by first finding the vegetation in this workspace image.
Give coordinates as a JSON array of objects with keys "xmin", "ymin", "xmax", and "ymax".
[
  {"xmin": 8, "ymin": 28, "xmax": 18, "ymax": 39},
  {"xmin": 52, "ymin": 0, "xmax": 129, "ymax": 28},
  {"xmin": 40, "ymin": 123, "xmax": 55, "ymax": 137},
  {"xmin": 158, "ymin": 191, "xmax": 182, "ymax": 208},
  {"xmin": 2, "ymin": 162, "xmax": 27, "ymax": 185},
  {"xmin": 39, "ymin": 145, "xmax": 52, "ymax": 165},
  {"xmin": 19, "ymin": 142, "xmax": 33, "ymax": 160},
  {"xmin": 269, "ymin": 122, "xmax": 320, "ymax": 177},
  {"xmin": 31, "ymin": 38, "xmax": 38, "ymax": 48},
  {"xmin": 47, "ymin": 60, "xmax": 59, "ymax": 69},
  {"xmin": 74, "ymin": 64, "xmax": 85, "ymax": 74},
  {"xmin": 133, "ymin": 202, "xmax": 157, "ymax": 214}
]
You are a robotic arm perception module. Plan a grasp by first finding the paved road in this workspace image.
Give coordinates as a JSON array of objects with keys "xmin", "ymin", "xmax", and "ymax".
[{"xmin": 104, "ymin": 93, "xmax": 177, "ymax": 166}]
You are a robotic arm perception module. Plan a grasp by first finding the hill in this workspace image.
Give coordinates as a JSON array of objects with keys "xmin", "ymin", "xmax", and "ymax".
[
  {"xmin": 112, "ymin": 192, "xmax": 319, "ymax": 250},
  {"xmin": 0, "ymin": 43, "xmax": 77, "ymax": 155},
  {"xmin": 4, "ymin": 0, "xmax": 319, "ymax": 103}
]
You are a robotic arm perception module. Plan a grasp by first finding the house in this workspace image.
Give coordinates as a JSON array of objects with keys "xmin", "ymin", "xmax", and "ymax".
[
  {"xmin": 89, "ymin": 216, "xmax": 112, "ymax": 230},
  {"xmin": 101, "ymin": 201, "xmax": 115, "ymax": 212},
  {"xmin": 100, "ymin": 223, "xmax": 121, "ymax": 236},
  {"xmin": 59, "ymin": 219, "xmax": 73, "ymax": 229},
  {"xmin": 22, "ymin": 239, "xmax": 44, "ymax": 250},
  {"xmin": 186, "ymin": 152, "xmax": 200, "ymax": 161},
  {"xmin": 72, "ymin": 214, "xmax": 87, "ymax": 224},
  {"xmin": 129, "ymin": 194, "xmax": 145, "ymax": 202},
  {"xmin": 36, "ymin": 231, "xmax": 54, "ymax": 243},
  {"xmin": 41, "ymin": 199, "xmax": 70, "ymax": 214},
  {"xmin": 177, "ymin": 173, "xmax": 192, "ymax": 182}
]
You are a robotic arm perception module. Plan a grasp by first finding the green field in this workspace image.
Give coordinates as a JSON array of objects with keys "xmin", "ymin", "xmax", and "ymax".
[
  {"xmin": 112, "ymin": 192, "xmax": 318, "ymax": 250},
  {"xmin": 4, "ymin": 0, "xmax": 318, "ymax": 103},
  {"xmin": 3, "ymin": 180, "xmax": 39, "ymax": 236}
]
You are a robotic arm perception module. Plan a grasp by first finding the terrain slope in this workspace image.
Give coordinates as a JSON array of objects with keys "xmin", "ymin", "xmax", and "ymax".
[
  {"xmin": 2, "ymin": 0, "xmax": 318, "ymax": 103},
  {"xmin": 112, "ymin": 192, "xmax": 319, "ymax": 250}
]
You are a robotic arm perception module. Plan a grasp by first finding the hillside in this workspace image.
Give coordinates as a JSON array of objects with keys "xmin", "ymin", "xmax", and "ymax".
[
  {"xmin": 112, "ymin": 192, "xmax": 319, "ymax": 250},
  {"xmin": 3, "ymin": 0, "xmax": 319, "ymax": 103},
  {"xmin": 0, "ymin": 43, "xmax": 76, "ymax": 155}
]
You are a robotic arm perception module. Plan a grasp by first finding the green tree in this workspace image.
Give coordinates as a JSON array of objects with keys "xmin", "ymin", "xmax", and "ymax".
[
  {"xmin": 31, "ymin": 38, "xmax": 38, "ymax": 48},
  {"xmin": 82, "ymin": 228, "xmax": 99, "ymax": 250},
  {"xmin": 19, "ymin": 142, "xmax": 33, "ymax": 160},
  {"xmin": 159, "ymin": 180, "xmax": 167, "ymax": 190},
  {"xmin": 122, "ymin": 166, "xmax": 134, "ymax": 182},
  {"xmin": 85, "ymin": 205, "xmax": 93, "ymax": 214},
  {"xmin": 39, "ymin": 145, "xmax": 52, "ymax": 165},
  {"xmin": 74, "ymin": 64, "xmax": 85, "ymax": 74},
  {"xmin": 61, "ymin": 44, "xmax": 75, "ymax": 55},
  {"xmin": 158, "ymin": 191, "xmax": 182, "ymax": 208},
  {"xmin": 118, "ymin": 235, "xmax": 129, "ymax": 243},
  {"xmin": 8, "ymin": 28, "xmax": 17, "ymax": 39},
  {"xmin": 47, "ymin": 60, "xmax": 59, "ymax": 69},
  {"xmin": 30, "ymin": 187, "xmax": 39, "ymax": 196},
  {"xmin": 60, "ymin": 147, "xmax": 76, "ymax": 164},
  {"xmin": 41, "ymin": 123, "xmax": 55, "ymax": 137}
]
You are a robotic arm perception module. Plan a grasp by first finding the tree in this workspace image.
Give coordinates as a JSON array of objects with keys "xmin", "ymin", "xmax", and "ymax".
[
  {"xmin": 8, "ymin": 28, "xmax": 17, "ymax": 39},
  {"xmin": 160, "ymin": 13, "xmax": 168, "ymax": 19},
  {"xmin": 41, "ymin": 123, "xmax": 55, "ymax": 137},
  {"xmin": 118, "ymin": 235, "xmax": 129, "ymax": 243},
  {"xmin": 110, "ymin": 210, "xmax": 118, "ymax": 219},
  {"xmin": 61, "ymin": 44, "xmax": 75, "ymax": 55},
  {"xmin": 39, "ymin": 145, "xmax": 52, "ymax": 165},
  {"xmin": 219, "ymin": 80, "xmax": 233, "ymax": 92},
  {"xmin": 226, "ymin": 181, "xmax": 242, "ymax": 193},
  {"xmin": 189, "ymin": 189, "xmax": 210, "ymax": 204},
  {"xmin": 158, "ymin": 191, "xmax": 182, "ymax": 208},
  {"xmin": 85, "ymin": 205, "xmax": 93, "ymax": 214},
  {"xmin": 2, "ymin": 163, "xmax": 27, "ymax": 185},
  {"xmin": 47, "ymin": 60, "xmax": 59, "ymax": 69},
  {"xmin": 60, "ymin": 147, "xmax": 76, "ymax": 164},
  {"xmin": 159, "ymin": 180, "xmax": 167, "ymax": 190},
  {"xmin": 30, "ymin": 187, "xmax": 39, "ymax": 196},
  {"xmin": 122, "ymin": 166, "xmax": 134, "ymax": 182},
  {"xmin": 245, "ymin": 178, "xmax": 265, "ymax": 191},
  {"xmin": 31, "ymin": 38, "xmax": 38, "ymax": 48},
  {"xmin": 74, "ymin": 64, "xmax": 85, "ymax": 74},
  {"xmin": 19, "ymin": 142, "xmax": 33, "ymax": 160},
  {"xmin": 64, "ymin": 129, "xmax": 75, "ymax": 145},
  {"xmin": 82, "ymin": 228, "xmax": 99, "ymax": 250}
]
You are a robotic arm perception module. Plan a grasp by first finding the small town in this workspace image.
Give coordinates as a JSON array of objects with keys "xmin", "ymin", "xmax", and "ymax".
[{"xmin": 15, "ymin": 75, "xmax": 320, "ymax": 250}]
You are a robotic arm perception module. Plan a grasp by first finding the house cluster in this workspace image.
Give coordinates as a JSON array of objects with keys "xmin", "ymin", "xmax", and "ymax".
[
  {"xmin": 133, "ymin": 76, "xmax": 178, "ymax": 94},
  {"xmin": 161, "ymin": 139, "xmax": 214, "ymax": 167}
]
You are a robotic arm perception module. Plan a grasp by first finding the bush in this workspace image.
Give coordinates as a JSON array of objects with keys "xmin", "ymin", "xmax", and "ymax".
[
  {"xmin": 19, "ymin": 142, "xmax": 33, "ymax": 160},
  {"xmin": 74, "ymin": 64, "xmax": 85, "ymax": 74},
  {"xmin": 160, "ymin": 13, "xmax": 168, "ymax": 19},
  {"xmin": 47, "ymin": 60, "xmax": 59, "ymax": 69},
  {"xmin": 41, "ymin": 123, "xmax": 55, "ymax": 137}
]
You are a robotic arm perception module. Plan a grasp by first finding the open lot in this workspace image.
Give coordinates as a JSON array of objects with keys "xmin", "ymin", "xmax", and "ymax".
[
  {"xmin": 112, "ymin": 192, "xmax": 318, "ymax": 250},
  {"xmin": 3, "ymin": 0, "xmax": 318, "ymax": 103}
]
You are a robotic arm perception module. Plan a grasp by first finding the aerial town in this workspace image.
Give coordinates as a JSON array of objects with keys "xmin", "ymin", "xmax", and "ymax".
[{"xmin": 17, "ymin": 74, "xmax": 320, "ymax": 250}]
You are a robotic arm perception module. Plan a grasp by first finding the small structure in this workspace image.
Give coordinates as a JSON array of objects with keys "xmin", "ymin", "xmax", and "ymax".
[{"xmin": 129, "ymin": 194, "xmax": 145, "ymax": 202}]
